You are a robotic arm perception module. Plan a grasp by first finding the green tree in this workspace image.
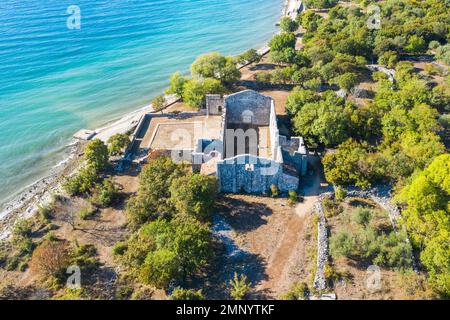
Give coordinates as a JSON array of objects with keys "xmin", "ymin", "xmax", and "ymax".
[
  {"xmin": 285, "ymin": 87, "xmax": 319, "ymax": 115},
  {"xmin": 396, "ymin": 154, "xmax": 450, "ymax": 296},
  {"xmin": 183, "ymin": 78, "xmax": 226, "ymax": 109},
  {"xmin": 279, "ymin": 17, "xmax": 299, "ymax": 33},
  {"xmin": 323, "ymin": 139, "xmax": 379, "ymax": 188},
  {"xmin": 190, "ymin": 52, "xmax": 241, "ymax": 83},
  {"xmin": 269, "ymin": 32, "xmax": 296, "ymax": 53},
  {"xmin": 152, "ymin": 94, "xmax": 166, "ymax": 114},
  {"xmin": 334, "ymin": 72, "xmax": 359, "ymax": 92},
  {"xmin": 126, "ymin": 157, "xmax": 185, "ymax": 228},
  {"xmin": 269, "ymin": 32, "xmax": 297, "ymax": 64},
  {"xmin": 405, "ymin": 35, "xmax": 427, "ymax": 54},
  {"xmin": 169, "ymin": 174, "xmax": 218, "ymax": 222},
  {"xmin": 237, "ymin": 49, "xmax": 261, "ymax": 65},
  {"xmin": 292, "ymin": 94, "xmax": 351, "ymax": 147},
  {"xmin": 304, "ymin": 0, "xmax": 338, "ymax": 9},
  {"xmin": 167, "ymin": 72, "xmax": 187, "ymax": 99},
  {"xmin": 170, "ymin": 287, "xmax": 205, "ymax": 300},
  {"xmin": 107, "ymin": 133, "xmax": 129, "ymax": 156},
  {"xmin": 84, "ymin": 139, "xmax": 108, "ymax": 172},
  {"xmin": 133, "ymin": 217, "xmax": 213, "ymax": 289},
  {"xmin": 381, "ymin": 104, "xmax": 440, "ymax": 143}
]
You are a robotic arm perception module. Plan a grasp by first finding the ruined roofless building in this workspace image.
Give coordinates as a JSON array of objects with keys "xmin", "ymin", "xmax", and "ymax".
[{"xmin": 193, "ymin": 90, "xmax": 308, "ymax": 194}]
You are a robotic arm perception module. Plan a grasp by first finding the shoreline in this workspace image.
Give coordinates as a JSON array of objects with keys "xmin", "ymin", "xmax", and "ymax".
[{"xmin": 0, "ymin": 0, "xmax": 302, "ymax": 239}]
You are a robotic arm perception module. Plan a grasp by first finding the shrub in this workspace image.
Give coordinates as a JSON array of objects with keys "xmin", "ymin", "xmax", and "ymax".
[
  {"xmin": 77, "ymin": 206, "xmax": 96, "ymax": 220},
  {"xmin": 378, "ymin": 51, "xmax": 398, "ymax": 68},
  {"xmin": 270, "ymin": 184, "xmax": 279, "ymax": 198},
  {"xmin": 115, "ymin": 286, "xmax": 134, "ymax": 300},
  {"xmin": 12, "ymin": 220, "xmax": 32, "ymax": 239},
  {"xmin": 281, "ymin": 282, "xmax": 309, "ymax": 300},
  {"xmin": 29, "ymin": 240, "xmax": 71, "ymax": 286},
  {"xmin": 429, "ymin": 41, "xmax": 441, "ymax": 50},
  {"xmin": 304, "ymin": 0, "xmax": 339, "ymax": 9},
  {"xmin": 288, "ymin": 190, "xmax": 299, "ymax": 204},
  {"xmin": 107, "ymin": 133, "xmax": 130, "ymax": 156},
  {"xmin": 0, "ymin": 244, "xmax": 7, "ymax": 267},
  {"xmin": 424, "ymin": 63, "xmax": 441, "ymax": 76},
  {"xmin": 15, "ymin": 237, "xmax": 33, "ymax": 256},
  {"xmin": 334, "ymin": 186, "xmax": 347, "ymax": 201},
  {"xmin": 435, "ymin": 44, "xmax": 450, "ymax": 65},
  {"xmin": 229, "ymin": 273, "xmax": 251, "ymax": 300},
  {"xmin": 323, "ymin": 198, "xmax": 343, "ymax": 218},
  {"xmin": 91, "ymin": 178, "xmax": 121, "ymax": 207},
  {"xmin": 170, "ymin": 287, "xmax": 206, "ymax": 300},
  {"xmin": 112, "ymin": 242, "xmax": 128, "ymax": 256},
  {"xmin": 54, "ymin": 288, "xmax": 85, "ymax": 300},
  {"xmin": 70, "ymin": 243, "xmax": 100, "ymax": 274},
  {"xmin": 330, "ymin": 231, "xmax": 357, "ymax": 259},
  {"xmin": 351, "ymin": 208, "xmax": 373, "ymax": 226},
  {"xmin": 37, "ymin": 203, "xmax": 54, "ymax": 223},
  {"xmin": 254, "ymin": 72, "xmax": 272, "ymax": 83},
  {"xmin": 64, "ymin": 166, "xmax": 99, "ymax": 196},
  {"xmin": 366, "ymin": 231, "xmax": 413, "ymax": 268}
]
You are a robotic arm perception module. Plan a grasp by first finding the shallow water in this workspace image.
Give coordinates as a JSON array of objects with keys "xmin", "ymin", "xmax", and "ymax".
[{"xmin": 0, "ymin": 0, "xmax": 282, "ymax": 208}]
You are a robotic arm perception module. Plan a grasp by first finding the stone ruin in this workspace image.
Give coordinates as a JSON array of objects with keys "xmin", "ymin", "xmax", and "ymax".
[{"xmin": 194, "ymin": 90, "xmax": 310, "ymax": 194}]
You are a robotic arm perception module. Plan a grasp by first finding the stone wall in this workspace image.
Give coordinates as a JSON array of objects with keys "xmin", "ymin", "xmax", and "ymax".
[
  {"xmin": 313, "ymin": 193, "xmax": 332, "ymax": 291},
  {"xmin": 206, "ymin": 94, "xmax": 224, "ymax": 115},
  {"xmin": 217, "ymin": 154, "xmax": 295, "ymax": 193},
  {"xmin": 225, "ymin": 90, "xmax": 272, "ymax": 126},
  {"xmin": 312, "ymin": 187, "xmax": 419, "ymax": 291}
]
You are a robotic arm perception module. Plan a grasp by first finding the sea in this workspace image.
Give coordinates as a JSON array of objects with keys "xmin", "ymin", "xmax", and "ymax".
[{"xmin": 0, "ymin": 0, "xmax": 282, "ymax": 210}]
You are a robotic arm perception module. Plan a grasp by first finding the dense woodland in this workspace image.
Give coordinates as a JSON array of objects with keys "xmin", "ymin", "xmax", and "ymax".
[{"xmin": 276, "ymin": 0, "xmax": 449, "ymax": 297}]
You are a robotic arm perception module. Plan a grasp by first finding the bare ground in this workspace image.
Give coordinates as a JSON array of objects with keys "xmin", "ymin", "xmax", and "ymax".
[{"xmin": 206, "ymin": 193, "xmax": 316, "ymax": 299}]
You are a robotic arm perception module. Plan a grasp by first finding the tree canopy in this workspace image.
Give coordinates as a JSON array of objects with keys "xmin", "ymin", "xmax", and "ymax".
[
  {"xmin": 396, "ymin": 155, "xmax": 450, "ymax": 296},
  {"xmin": 190, "ymin": 52, "xmax": 241, "ymax": 83}
]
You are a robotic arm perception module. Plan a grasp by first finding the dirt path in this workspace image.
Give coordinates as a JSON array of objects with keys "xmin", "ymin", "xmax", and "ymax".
[
  {"xmin": 254, "ymin": 159, "xmax": 326, "ymax": 298},
  {"xmin": 255, "ymin": 213, "xmax": 305, "ymax": 297}
]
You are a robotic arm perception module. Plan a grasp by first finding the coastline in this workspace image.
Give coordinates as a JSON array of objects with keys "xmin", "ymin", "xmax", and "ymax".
[{"xmin": 0, "ymin": 0, "xmax": 302, "ymax": 239}]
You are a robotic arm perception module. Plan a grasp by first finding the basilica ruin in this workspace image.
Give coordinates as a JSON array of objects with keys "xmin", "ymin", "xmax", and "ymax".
[{"xmin": 129, "ymin": 90, "xmax": 309, "ymax": 194}]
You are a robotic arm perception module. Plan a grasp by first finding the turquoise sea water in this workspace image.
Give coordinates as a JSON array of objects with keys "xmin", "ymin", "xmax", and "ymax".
[{"xmin": 0, "ymin": 0, "xmax": 282, "ymax": 208}]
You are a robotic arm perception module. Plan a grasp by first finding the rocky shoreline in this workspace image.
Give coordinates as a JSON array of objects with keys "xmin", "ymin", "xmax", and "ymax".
[{"xmin": 0, "ymin": 141, "xmax": 86, "ymax": 240}]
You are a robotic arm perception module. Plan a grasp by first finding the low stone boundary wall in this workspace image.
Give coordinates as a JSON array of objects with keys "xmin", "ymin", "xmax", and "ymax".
[
  {"xmin": 312, "ymin": 187, "xmax": 418, "ymax": 290},
  {"xmin": 345, "ymin": 188, "xmax": 401, "ymax": 227},
  {"xmin": 312, "ymin": 192, "xmax": 332, "ymax": 291}
]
